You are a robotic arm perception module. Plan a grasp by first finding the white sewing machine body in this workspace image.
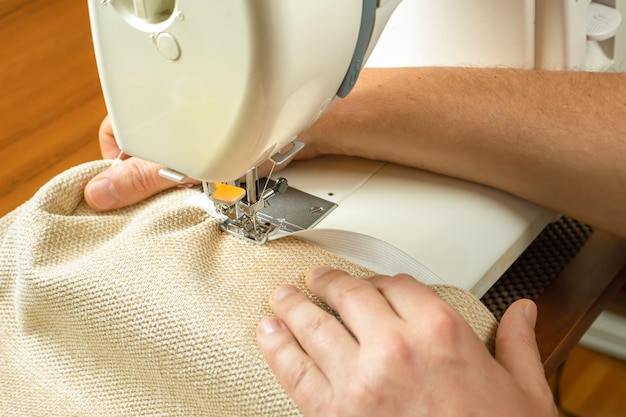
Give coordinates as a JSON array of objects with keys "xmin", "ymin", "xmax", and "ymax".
[
  {"xmin": 87, "ymin": 0, "xmax": 400, "ymax": 183},
  {"xmin": 88, "ymin": 1, "xmax": 624, "ymax": 296}
]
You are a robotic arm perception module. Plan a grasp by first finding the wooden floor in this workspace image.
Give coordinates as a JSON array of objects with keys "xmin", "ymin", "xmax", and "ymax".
[
  {"xmin": 0, "ymin": 0, "xmax": 104, "ymax": 217},
  {"xmin": 1, "ymin": 1, "xmax": 626, "ymax": 415},
  {"xmin": 551, "ymin": 345, "xmax": 626, "ymax": 417}
]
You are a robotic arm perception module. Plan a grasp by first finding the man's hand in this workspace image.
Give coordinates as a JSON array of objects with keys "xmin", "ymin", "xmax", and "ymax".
[
  {"xmin": 84, "ymin": 115, "xmax": 322, "ymax": 212},
  {"xmin": 257, "ymin": 267, "xmax": 558, "ymax": 417},
  {"xmin": 84, "ymin": 116, "xmax": 199, "ymax": 211}
]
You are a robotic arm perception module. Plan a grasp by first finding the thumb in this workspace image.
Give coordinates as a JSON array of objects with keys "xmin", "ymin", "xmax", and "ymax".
[
  {"xmin": 495, "ymin": 299, "xmax": 552, "ymax": 398},
  {"xmin": 84, "ymin": 157, "xmax": 188, "ymax": 211}
]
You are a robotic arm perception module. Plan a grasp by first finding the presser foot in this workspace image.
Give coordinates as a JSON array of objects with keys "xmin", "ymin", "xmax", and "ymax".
[
  {"xmin": 205, "ymin": 177, "xmax": 288, "ymax": 244},
  {"xmin": 207, "ymin": 177, "xmax": 337, "ymax": 243},
  {"xmin": 219, "ymin": 217, "xmax": 275, "ymax": 244}
]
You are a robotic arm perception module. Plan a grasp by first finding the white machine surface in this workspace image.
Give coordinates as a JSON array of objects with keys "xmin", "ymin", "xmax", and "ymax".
[
  {"xmin": 275, "ymin": 156, "xmax": 556, "ymax": 297},
  {"xmin": 88, "ymin": 1, "xmax": 623, "ymax": 297}
]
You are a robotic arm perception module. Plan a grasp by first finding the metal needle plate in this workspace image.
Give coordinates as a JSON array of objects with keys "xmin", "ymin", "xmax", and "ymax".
[{"xmin": 256, "ymin": 179, "xmax": 337, "ymax": 233}]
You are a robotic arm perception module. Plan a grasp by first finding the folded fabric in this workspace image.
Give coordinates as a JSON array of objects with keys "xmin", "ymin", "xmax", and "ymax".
[{"xmin": 0, "ymin": 161, "xmax": 498, "ymax": 416}]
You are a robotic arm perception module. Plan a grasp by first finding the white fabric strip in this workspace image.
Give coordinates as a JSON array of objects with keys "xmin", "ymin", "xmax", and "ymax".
[
  {"xmin": 271, "ymin": 228, "xmax": 447, "ymax": 286},
  {"xmin": 185, "ymin": 192, "xmax": 446, "ymax": 286}
]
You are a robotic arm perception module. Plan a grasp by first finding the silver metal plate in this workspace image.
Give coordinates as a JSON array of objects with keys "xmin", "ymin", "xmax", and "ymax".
[{"xmin": 256, "ymin": 179, "xmax": 337, "ymax": 233}]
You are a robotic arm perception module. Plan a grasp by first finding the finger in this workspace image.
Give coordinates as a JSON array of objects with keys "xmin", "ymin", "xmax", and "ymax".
[
  {"xmin": 306, "ymin": 267, "xmax": 402, "ymax": 339},
  {"xmin": 84, "ymin": 157, "xmax": 193, "ymax": 211},
  {"xmin": 256, "ymin": 316, "xmax": 331, "ymax": 413},
  {"xmin": 98, "ymin": 115, "xmax": 127, "ymax": 160},
  {"xmin": 495, "ymin": 300, "xmax": 553, "ymax": 403},
  {"xmin": 366, "ymin": 273, "xmax": 442, "ymax": 321},
  {"xmin": 268, "ymin": 284, "xmax": 358, "ymax": 378}
]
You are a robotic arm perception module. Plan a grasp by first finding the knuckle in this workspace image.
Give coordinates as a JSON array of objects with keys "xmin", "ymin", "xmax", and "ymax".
[
  {"xmin": 333, "ymin": 279, "xmax": 371, "ymax": 308},
  {"xmin": 338, "ymin": 277, "xmax": 370, "ymax": 295},
  {"xmin": 340, "ymin": 377, "xmax": 385, "ymax": 413},
  {"xmin": 287, "ymin": 358, "xmax": 317, "ymax": 394},
  {"xmin": 302, "ymin": 311, "xmax": 335, "ymax": 334},
  {"xmin": 389, "ymin": 273, "xmax": 415, "ymax": 284},
  {"xmin": 261, "ymin": 333, "xmax": 320, "ymax": 400},
  {"xmin": 126, "ymin": 162, "xmax": 162, "ymax": 196},
  {"xmin": 376, "ymin": 273, "xmax": 416, "ymax": 289},
  {"xmin": 378, "ymin": 330, "xmax": 414, "ymax": 364},
  {"xmin": 422, "ymin": 304, "xmax": 465, "ymax": 344}
]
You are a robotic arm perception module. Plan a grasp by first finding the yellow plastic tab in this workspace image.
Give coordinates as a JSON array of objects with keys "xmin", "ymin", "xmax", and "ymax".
[{"xmin": 211, "ymin": 183, "xmax": 246, "ymax": 204}]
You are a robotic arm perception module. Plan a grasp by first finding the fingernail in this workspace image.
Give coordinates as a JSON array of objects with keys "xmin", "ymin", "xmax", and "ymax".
[
  {"xmin": 523, "ymin": 300, "xmax": 537, "ymax": 328},
  {"xmin": 258, "ymin": 317, "xmax": 283, "ymax": 335},
  {"xmin": 86, "ymin": 178, "xmax": 119, "ymax": 210},
  {"xmin": 308, "ymin": 266, "xmax": 334, "ymax": 281},
  {"xmin": 272, "ymin": 285, "xmax": 297, "ymax": 301}
]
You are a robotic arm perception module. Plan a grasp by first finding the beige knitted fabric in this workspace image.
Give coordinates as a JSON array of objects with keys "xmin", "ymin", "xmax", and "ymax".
[{"xmin": 0, "ymin": 161, "xmax": 498, "ymax": 416}]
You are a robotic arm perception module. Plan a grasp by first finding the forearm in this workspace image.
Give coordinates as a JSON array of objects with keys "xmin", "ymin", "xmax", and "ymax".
[{"xmin": 302, "ymin": 67, "xmax": 626, "ymax": 238}]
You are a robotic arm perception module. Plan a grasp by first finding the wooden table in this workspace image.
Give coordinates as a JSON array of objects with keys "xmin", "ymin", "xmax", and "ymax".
[
  {"xmin": 0, "ymin": 0, "xmax": 104, "ymax": 216},
  {"xmin": 2, "ymin": 0, "xmax": 625, "ymax": 377},
  {"xmin": 536, "ymin": 231, "xmax": 626, "ymax": 375}
]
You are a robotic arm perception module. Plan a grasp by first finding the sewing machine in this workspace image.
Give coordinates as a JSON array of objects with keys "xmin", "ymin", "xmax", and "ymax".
[
  {"xmin": 88, "ymin": 0, "xmax": 401, "ymax": 242},
  {"xmin": 87, "ymin": 0, "xmax": 623, "ymax": 296}
]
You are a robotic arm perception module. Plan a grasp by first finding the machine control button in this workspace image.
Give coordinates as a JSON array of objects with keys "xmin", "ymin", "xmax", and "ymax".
[
  {"xmin": 117, "ymin": 0, "xmax": 175, "ymax": 24},
  {"xmin": 155, "ymin": 32, "xmax": 181, "ymax": 61},
  {"xmin": 111, "ymin": 0, "xmax": 176, "ymax": 32},
  {"xmin": 587, "ymin": 2, "xmax": 622, "ymax": 41}
]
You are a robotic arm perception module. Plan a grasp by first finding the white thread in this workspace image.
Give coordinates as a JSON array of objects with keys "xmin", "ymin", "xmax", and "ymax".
[
  {"xmin": 259, "ymin": 162, "xmax": 277, "ymax": 197},
  {"xmin": 111, "ymin": 151, "xmax": 124, "ymax": 166}
]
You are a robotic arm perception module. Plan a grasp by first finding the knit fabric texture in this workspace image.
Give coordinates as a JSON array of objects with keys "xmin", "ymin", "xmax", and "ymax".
[{"xmin": 0, "ymin": 161, "xmax": 498, "ymax": 416}]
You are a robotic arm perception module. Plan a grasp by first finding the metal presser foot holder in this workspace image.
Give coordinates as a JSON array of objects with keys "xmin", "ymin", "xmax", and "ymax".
[
  {"xmin": 202, "ymin": 142, "xmax": 336, "ymax": 244},
  {"xmin": 203, "ymin": 175, "xmax": 336, "ymax": 244}
]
